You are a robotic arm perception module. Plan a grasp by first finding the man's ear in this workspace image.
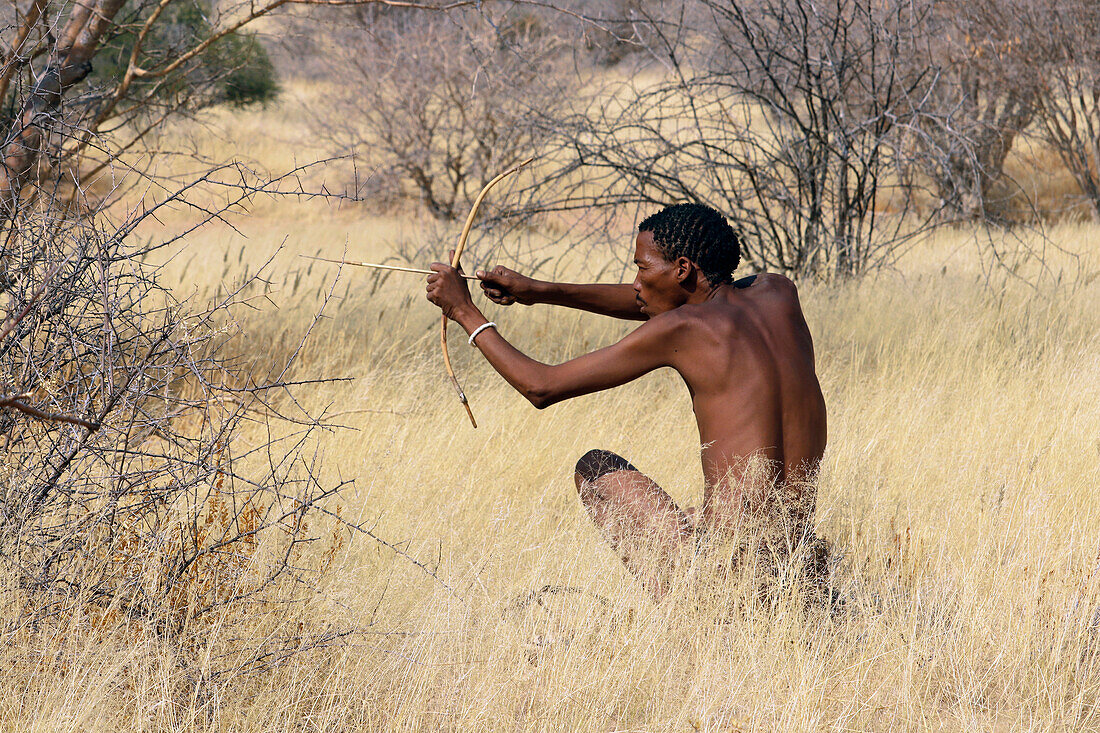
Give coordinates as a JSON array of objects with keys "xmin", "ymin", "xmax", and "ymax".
[{"xmin": 674, "ymin": 256, "xmax": 693, "ymax": 284}]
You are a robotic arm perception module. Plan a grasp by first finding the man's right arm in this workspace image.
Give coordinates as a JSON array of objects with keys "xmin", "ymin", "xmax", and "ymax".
[{"xmin": 476, "ymin": 266, "xmax": 645, "ymax": 321}]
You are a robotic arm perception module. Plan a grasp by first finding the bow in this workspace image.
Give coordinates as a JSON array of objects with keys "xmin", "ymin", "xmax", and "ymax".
[{"xmin": 443, "ymin": 157, "xmax": 534, "ymax": 428}]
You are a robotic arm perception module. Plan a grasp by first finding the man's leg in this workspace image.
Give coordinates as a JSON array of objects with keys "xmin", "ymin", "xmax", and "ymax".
[{"xmin": 574, "ymin": 449, "xmax": 694, "ymax": 601}]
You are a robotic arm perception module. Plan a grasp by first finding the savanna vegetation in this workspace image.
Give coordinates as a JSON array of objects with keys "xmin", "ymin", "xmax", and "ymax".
[{"xmin": 1, "ymin": 1, "xmax": 1099, "ymax": 730}]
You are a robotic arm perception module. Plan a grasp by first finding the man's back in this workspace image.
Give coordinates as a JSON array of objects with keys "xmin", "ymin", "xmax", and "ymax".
[{"xmin": 662, "ymin": 273, "xmax": 826, "ymax": 535}]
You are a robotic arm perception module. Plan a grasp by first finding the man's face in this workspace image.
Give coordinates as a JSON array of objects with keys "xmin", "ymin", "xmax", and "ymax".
[{"xmin": 632, "ymin": 230, "xmax": 686, "ymax": 317}]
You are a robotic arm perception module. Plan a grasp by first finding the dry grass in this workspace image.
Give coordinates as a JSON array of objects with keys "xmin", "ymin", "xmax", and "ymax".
[{"xmin": 5, "ymin": 94, "xmax": 1100, "ymax": 731}]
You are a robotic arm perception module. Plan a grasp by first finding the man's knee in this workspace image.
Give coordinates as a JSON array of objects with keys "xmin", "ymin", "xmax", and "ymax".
[{"xmin": 574, "ymin": 448, "xmax": 637, "ymax": 486}]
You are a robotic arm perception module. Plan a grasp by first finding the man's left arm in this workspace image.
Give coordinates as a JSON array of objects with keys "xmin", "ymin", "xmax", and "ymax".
[{"xmin": 427, "ymin": 263, "xmax": 680, "ymax": 409}]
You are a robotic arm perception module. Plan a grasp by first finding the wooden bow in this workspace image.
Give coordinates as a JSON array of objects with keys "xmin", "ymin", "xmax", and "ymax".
[{"xmin": 443, "ymin": 157, "xmax": 534, "ymax": 428}]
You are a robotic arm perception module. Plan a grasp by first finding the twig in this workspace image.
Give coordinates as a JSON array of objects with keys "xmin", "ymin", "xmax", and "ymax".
[
  {"xmin": 0, "ymin": 260, "xmax": 65, "ymax": 343},
  {"xmin": 0, "ymin": 395, "xmax": 100, "ymax": 430}
]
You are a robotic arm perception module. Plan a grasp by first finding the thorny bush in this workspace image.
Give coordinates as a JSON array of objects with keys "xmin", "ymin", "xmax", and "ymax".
[{"xmin": 0, "ymin": 161, "xmax": 358, "ymax": 680}]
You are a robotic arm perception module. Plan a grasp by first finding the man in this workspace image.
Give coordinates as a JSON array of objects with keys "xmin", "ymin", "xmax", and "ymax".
[{"xmin": 426, "ymin": 203, "xmax": 827, "ymax": 601}]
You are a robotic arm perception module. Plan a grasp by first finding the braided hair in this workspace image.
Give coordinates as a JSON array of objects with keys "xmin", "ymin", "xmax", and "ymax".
[{"xmin": 638, "ymin": 203, "xmax": 740, "ymax": 285}]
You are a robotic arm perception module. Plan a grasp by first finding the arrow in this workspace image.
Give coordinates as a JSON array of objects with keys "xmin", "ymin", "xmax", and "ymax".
[{"xmin": 299, "ymin": 254, "xmax": 479, "ymax": 280}]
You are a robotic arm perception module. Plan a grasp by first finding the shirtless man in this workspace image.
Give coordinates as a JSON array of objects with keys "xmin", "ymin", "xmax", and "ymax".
[{"xmin": 426, "ymin": 203, "xmax": 827, "ymax": 601}]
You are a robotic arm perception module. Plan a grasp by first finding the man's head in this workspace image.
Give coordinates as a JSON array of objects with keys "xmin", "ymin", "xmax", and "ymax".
[
  {"xmin": 639, "ymin": 203, "xmax": 741, "ymax": 286},
  {"xmin": 632, "ymin": 203, "xmax": 741, "ymax": 316}
]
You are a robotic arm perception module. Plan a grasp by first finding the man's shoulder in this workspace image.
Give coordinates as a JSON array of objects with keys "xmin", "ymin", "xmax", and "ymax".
[
  {"xmin": 740, "ymin": 273, "xmax": 803, "ymax": 313},
  {"xmin": 659, "ymin": 297, "xmax": 737, "ymax": 337},
  {"xmin": 631, "ymin": 303, "xmax": 713, "ymax": 345},
  {"xmin": 747, "ymin": 272, "xmax": 799, "ymax": 294}
]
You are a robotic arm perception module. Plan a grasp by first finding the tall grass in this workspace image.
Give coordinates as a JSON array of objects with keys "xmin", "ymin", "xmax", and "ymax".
[{"xmin": 4, "ymin": 97, "xmax": 1100, "ymax": 731}]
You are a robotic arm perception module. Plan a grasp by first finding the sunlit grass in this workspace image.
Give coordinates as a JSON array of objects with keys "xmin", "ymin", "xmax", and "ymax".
[{"xmin": 4, "ymin": 92, "xmax": 1100, "ymax": 730}]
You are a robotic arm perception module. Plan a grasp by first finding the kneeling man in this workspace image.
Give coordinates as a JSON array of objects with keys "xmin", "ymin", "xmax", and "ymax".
[{"xmin": 426, "ymin": 203, "xmax": 827, "ymax": 600}]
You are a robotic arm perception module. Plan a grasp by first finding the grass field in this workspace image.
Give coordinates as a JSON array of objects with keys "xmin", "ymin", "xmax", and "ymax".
[{"xmin": 5, "ymin": 88, "xmax": 1100, "ymax": 731}]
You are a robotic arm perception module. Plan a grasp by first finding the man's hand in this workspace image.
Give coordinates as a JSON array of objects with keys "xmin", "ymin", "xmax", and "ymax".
[
  {"xmin": 426, "ymin": 254, "xmax": 475, "ymax": 321},
  {"xmin": 477, "ymin": 266, "xmax": 539, "ymax": 306}
]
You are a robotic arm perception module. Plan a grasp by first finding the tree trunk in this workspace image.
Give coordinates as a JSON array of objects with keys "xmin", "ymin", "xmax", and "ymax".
[{"xmin": 0, "ymin": 0, "xmax": 128, "ymax": 218}]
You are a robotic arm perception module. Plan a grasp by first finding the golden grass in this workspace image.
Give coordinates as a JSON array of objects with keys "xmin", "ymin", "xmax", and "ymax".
[{"xmin": 5, "ymin": 98, "xmax": 1100, "ymax": 731}]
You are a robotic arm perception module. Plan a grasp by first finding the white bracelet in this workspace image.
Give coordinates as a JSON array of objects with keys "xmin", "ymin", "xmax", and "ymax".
[{"xmin": 468, "ymin": 321, "xmax": 497, "ymax": 346}]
